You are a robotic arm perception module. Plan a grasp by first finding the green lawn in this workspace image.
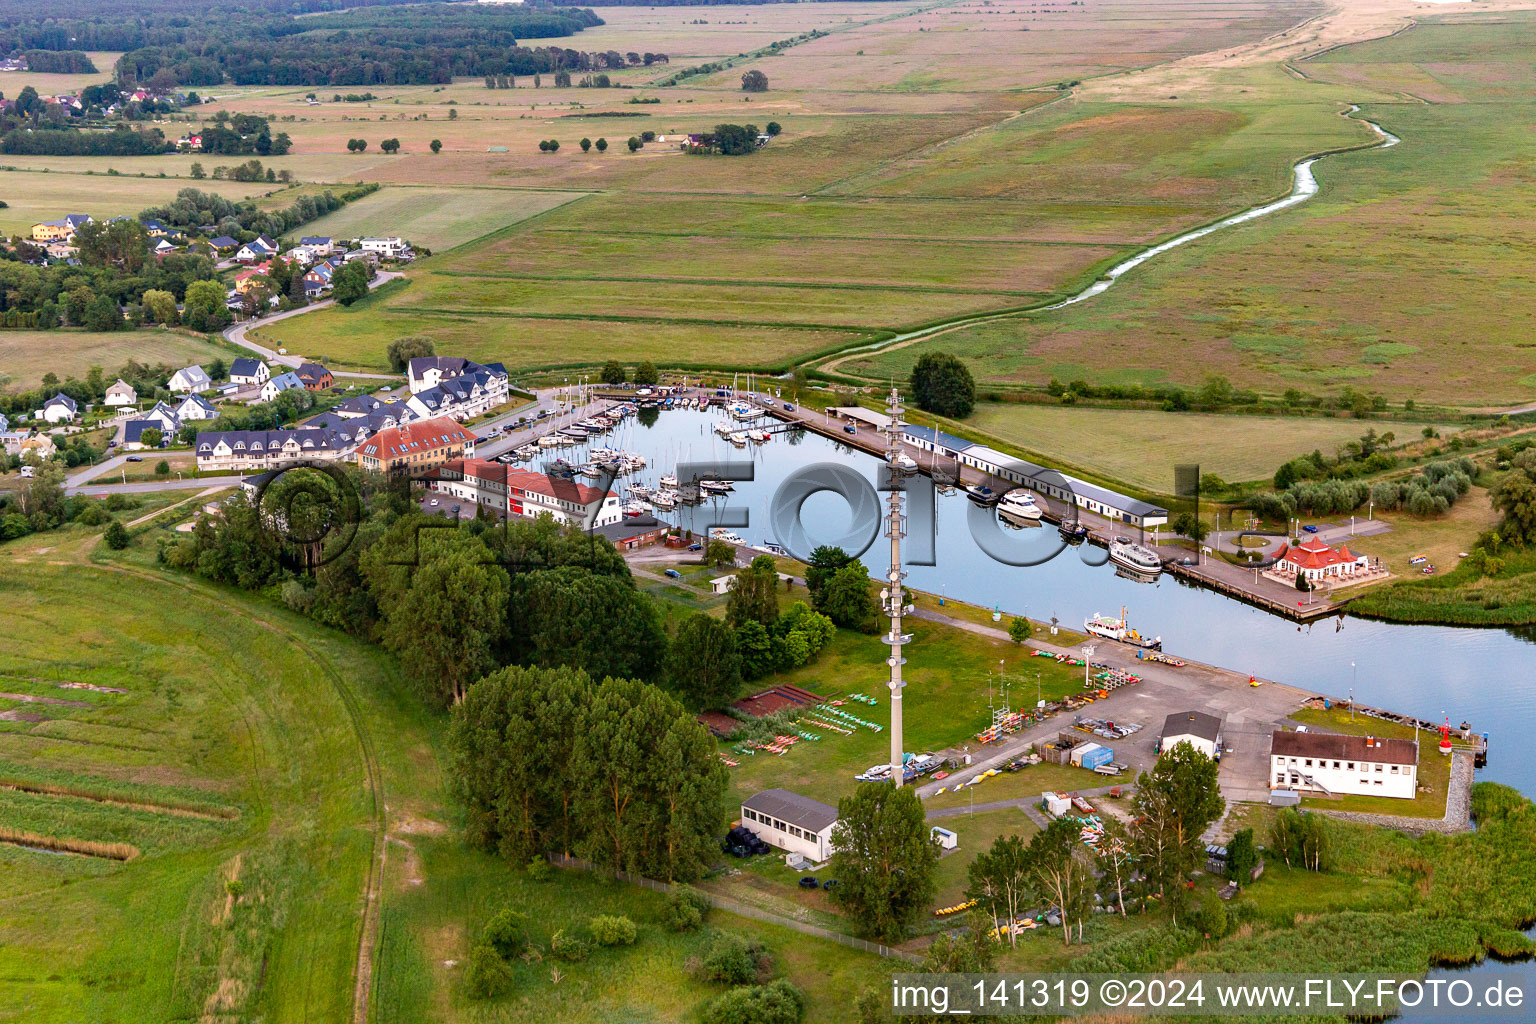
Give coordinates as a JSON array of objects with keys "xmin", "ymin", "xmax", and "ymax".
[
  {"xmin": 291, "ymin": 184, "xmax": 585, "ymax": 251},
  {"xmin": 0, "ymin": 329, "xmax": 232, "ymax": 391},
  {"xmin": 0, "ymin": 170, "xmax": 270, "ymax": 238}
]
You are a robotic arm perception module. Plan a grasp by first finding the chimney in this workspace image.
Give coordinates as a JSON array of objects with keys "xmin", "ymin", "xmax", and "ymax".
[{"xmin": 1365, "ymin": 735, "xmax": 1372, "ymax": 747}]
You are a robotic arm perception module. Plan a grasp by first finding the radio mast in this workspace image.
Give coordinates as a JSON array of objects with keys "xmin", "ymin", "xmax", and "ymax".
[{"xmin": 882, "ymin": 386, "xmax": 911, "ymax": 786}]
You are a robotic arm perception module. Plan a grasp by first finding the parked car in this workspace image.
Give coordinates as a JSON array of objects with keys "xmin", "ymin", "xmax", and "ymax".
[
  {"xmin": 843, "ymin": 424, "xmax": 857, "ymax": 435},
  {"xmin": 126, "ymin": 455, "xmax": 143, "ymax": 462},
  {"xmin": 664, "ymin": 569, "xmax": 682, "ymax": 579},
  {"xmin": 451, "ymin": 505, "xmax": 461, "ymax": 514},
  {"xmin": 1303, "ymin": 524, "xmax": 1319, "ymax": 533},
  {"xmin": 783, "ymin": 402, "xmax": 796, "ymax": 411},
  {"xmin": 430, "ymin": 499, "xmax": 439, "ymax": 507},
  {"xmin": 688, "ymin": 543, "xmax": 702, "ymax": 551}
]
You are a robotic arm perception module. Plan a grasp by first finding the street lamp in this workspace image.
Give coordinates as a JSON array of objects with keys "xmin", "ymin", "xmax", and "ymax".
[{"xmin": 1350, "ymin": 661, "xmax": 1356, "ymax": 722}]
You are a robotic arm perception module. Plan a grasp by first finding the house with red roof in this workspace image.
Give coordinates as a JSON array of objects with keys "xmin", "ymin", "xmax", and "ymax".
[
  {"xmin": 356, "ymin": 417, "xmax": 474, "ymax": 478},
  {"xmin": 435, "ymin": 458, "xmax": 622, "ymax": 528},
  {"xmin": 1271, "ymin": 536, "xmax": 1369, "ymax": 584}
]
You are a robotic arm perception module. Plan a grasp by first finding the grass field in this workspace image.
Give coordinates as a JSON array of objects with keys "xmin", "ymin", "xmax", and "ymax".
[
  {"xmin": 0, "ymin": 170, "xmax": 272, "ymax": 236},
  {"xmin": 0, "ymin": 52, "xmax": 118, "ymax": 95},
  {"xmin": 291, "ymin": 185, "xmax": 585, "ymax": 251},
  {"xmin": 0, "ymin": 329, "xmax": 231, "ymax": 391},
  {"xmin": 955, "ymin": 403, "xmax": 1461, "ymax": 490}
]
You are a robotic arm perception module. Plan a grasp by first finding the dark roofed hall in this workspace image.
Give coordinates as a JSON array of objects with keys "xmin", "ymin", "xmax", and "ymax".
[
  {"xmin": 1163, "ymin": 711, "xmax": 1224, "ymax": 743},
  {"xmin": 741, "ymin": 789, "xmax": 839, "ymax": 834},
  {"xmin": 1271, "ymin": 730, "xmax": 1417, "ymax": 766}
]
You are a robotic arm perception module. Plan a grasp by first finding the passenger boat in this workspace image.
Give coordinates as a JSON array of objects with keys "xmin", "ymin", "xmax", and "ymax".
[
  {"xmin": 1084, "ymin": 608, "xmax": 1161, "ymax": 650},
  {"xmin": 892, "ymin": 452, "xmax": 917, "ymax": 473},
  {"xmin": 709, "ymin": 528, "xmax": 745, "ymax": 544},
  {"xmin": 966, "ymin": 484, "xmax": 1001, "ymax": 506},
  {"xmin": 997, "ymin": 488, "xmax": 1043, "ymax": 521},
  {"xmin": 578, "ymin": 462, "xmax": 603, "ymax": 479},
  {"xmin": 1108, "ymin": 536, "xmax": 1162, "ymax": 576}
]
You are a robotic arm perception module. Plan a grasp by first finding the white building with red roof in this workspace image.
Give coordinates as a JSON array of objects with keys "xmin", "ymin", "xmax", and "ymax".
[
  {"xmin": 436, "ymin": 458, "xmax": 622, "ymax": 528},
  {"xmin": 1271, "ymin": 536, "xmax": 1369, "ymax": 584},
  {"xmin": 356, "ymin": 417, "xmax": 474, "ymax": 477}
]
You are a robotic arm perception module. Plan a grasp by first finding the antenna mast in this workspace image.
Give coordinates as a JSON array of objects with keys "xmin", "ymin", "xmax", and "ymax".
[{"xmin": 883, "ymin": 386, "xmax": 910, "ymax": 786}]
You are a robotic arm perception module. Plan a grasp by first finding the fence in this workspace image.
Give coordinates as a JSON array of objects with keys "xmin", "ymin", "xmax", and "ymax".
[{"xmin": 546, "ymin": 852, "xmax": 923, "ymax": 964}]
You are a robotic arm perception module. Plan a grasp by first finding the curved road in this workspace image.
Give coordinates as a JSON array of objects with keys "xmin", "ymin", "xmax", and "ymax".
[{"xmin": 223, "ymin": 270, "xmax": 404, "ymax": 379}]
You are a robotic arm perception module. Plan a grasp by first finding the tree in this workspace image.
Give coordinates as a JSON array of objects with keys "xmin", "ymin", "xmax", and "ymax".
[
  {"xmin": 665, "ymin": 613, "xmax": 742, "ymax": 711},
  {"xmin": 633, "ymin": 361, "xmax": 659, "ymax": 385},
  {"xmin": 1028, "ymin": 817, "xmax": 1095, "ymax": 945},
  {"xmin": 386, "ymin": 336, "xmax": 435, "ymax": 372},
  {"xmin": 141, "ymin": 289, "xmax": 178, "ymax": 325},
  {"xmin": 1171, "ymin": 511, "xmax": 1209, "ymax": 544},
  {"xmin": 547, "ymin": 139, "xmax": 560, "ymax": 153},
  {"xmin": 1095, "ymin": 817, "xmax": 1134, "ymax": 917},
  {"xmin": 103, "ymin": 520, "xmax": 130, "ymax": 550},
  {"xmin": 1492, "ymin": 460, "xmax": 1536, "ymax": 545},
  {"xmin": 1273, "ymin": 460, "xmax": 1299, "ymax": 491},
  {"xmin": 1130, "ymin": 742, "xmax": 1224, "ymax": 920},
  {"xmin": 700, "ymin": 980, "xmax": 804, "ymax": 1024},
  {"xmin": 726, "ymin": 556, "xmax": 779, "ymax": 628},
  {"xmin": 76, "ymin": 218, "xmax": 149, "ymax": 274},
  {"xmin": 735, "ymin": 619, "xmax": 774, "ymax": 680},
  {"xmin": 183, "ymin": 279, "xmax": 230, "ymax": 332},
  {"xmin": 1295, "ymin": 570, "xmax": 1310, "ymax": 593},
  {"xmin": 600, "ymin": 359, "xmax": 626, "ymax": 385},
  {"xmin": 766, "ymin": 121, "xmax": 782, "ymax": 136},
  {"xmin": 910, "ymin": 352, "xmax": 976, "ymax": 419},
  {"xmin": 580, "ymin": 137, "xmax": 592, "ymax": 153},
  {"xmin": 828, "ymin": 782, "xmax": 938, "ymax": 942},
  {"xmin": 429, "ymin": 138, "xmax": 442, "ymax": 154},
  {"xmin": 347, "ymin": 138, "xmax": 368, "ymax": 153},
  {"xmin": 155, "ymin": 460, "xmax": 171, "ymax": 477},
  {"xmin": 1226, "ymin": 827, "xmax": 1258, "ymax": 884},
  {"xmin": 190, "ymin": 161, "xmax": 206, "ymax": 179},
  {"xmin": 83, "ymin": 293, "xmax": 123, "ymax": 332},
  {"xmin": 967, "ymin": 833, "xmax": 1034, "ymax": 948},
  {"xmin": 463, "ymin": 942, "xmax": 514, "ymax": 1000},
  {"xmin": 333, "ymin": 261, "xmax": 370, "ymax": 306},
  {"xmin": 1269, "ymin": 808, "xmax": 1330, "ymax": 872},
  {"xmin": 1008, "ymin": 617, "xmax": 1032, "ymax": 644},
  {"xmin": 595, "ymin": 137, "xmax": 608, "ymax": 153},
  {"xmin": 520, "ymin": 567, "xmax": 667, "ymax": 684},
  {"xmin": 705, "ymin": 538, "xmax": 734, "ymax": 568},
  {"xmin": 139, "ymin": 428, "xmax": 163, "ymax": 449},
  {"xmin": 804, "ymin": 544, "xmax": 853, "ymax": 607},
  {"xmin": 627, "ymin": 136, "xmax": 641, "ymax": 152},
  {"xmin": 375, "ymin": 533, "xmax": 509, "ymax": 705},
  {"xmin": 821, "ymin": 562, "xmax": 877, "ymax": 633},
  {"xmin": 921, "ymin": 910, "xmax": 997, "ymax": 972},
  {"xmin": 741, "ymin": 69, "xmax": 769, "ymax": 92},
  {"xmin": 380, "ymin": 138, "xmax": 400, "ymax": 154}
]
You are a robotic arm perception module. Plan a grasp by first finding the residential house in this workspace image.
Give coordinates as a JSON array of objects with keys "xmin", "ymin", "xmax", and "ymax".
[
  {"xmin": 15, "ymin": 434, "xmax": 56, "ymax": 461},
  {"xmin": 405, "ymin": 367, "xmax": 510, "ymax": 422},
  {"xmin": 174, "ymin": 394, "xmax": 219, "ymax": 422},
  {"xmin": 434, "ymin": 458, "xmax": 621, "ymax": 527},
  {"xmin": 304, "ymin": 410, "xmax": 403, "ymax": 447},
  {"xmin": 295, "ymin": 362, "xmax": 333, "ymax": 391},
  {"xmin": 140, "ymin": 218, "xmax": 171, "ymax": 238},
  {"xmin": 259, "ymin": 372, "xmax": 306, "ymax": 402},
  {"xmin": 1159, "ymin": 711, "xmax": 1224, "ymax": 761},
  {"xmin": 331, "ymin": 392, "xmax": 409, "ymax": 419},
  {"xmin": 175, "ymin": 134, "xmax": 203, "ymax": 150},
  {"xmin": 740, "ymin": 789, "xmax": 839, "ymax": 863},
  {"xmin": 104, "ymin": 379, "xmax": 137, "ymax": 407},
  {"xmin": 40, "ymin": 393, "xmax": 78, "ymax": 424},
  {"xmin": 596, "ymin": 514, "xmax": 671, "ymax": 551},
  {"xmin": 122, "ymin": 419, "xmax": 171, "ymax": 450},
  {"xmin": 229, "ymin": 358, "xmax": 270, "ymax": 387},
  {"xmin": 0, "ymin": 412, "xmax": 8, "ymax": 433},
  {"xmin": 234, "ymin": 236, "xmax": 276, "ymax": 264},
  {"xmin": 1272, "ymin": 537, "xmax": 1370, "ymax": 585},
  {"xmin": 359, "ymin": 236, "xmax": 409, "ymax": 259},
  {"xmin": 152, "ymin": 238, "xmax": 178, "ymax": 258},
  {"xmin": 30, "ymin": 214, "xmax": 91, "ymax": 243},
  {"xmin": 301, "ymin": 261, "xmax": 334, "ymax": 297},
  {"xmin": 195, "ymin": 427, "xmax": 354, "ymax": 472},
  {"xmin": 233, "ymin": 265, "xmax": 272, "ymax": 294},
  {"xmin": 299, "ymin": 236, "xmax": 335, "ymax": 256},
  {"xmin": 168, "ymin": 365, "xmax": 212, "ymax": 393},
  {"xmin": 143, "ymin": 401, "xmax": 181, "ymax": 433},
  {"xmin": 356, "ymin": 417, "xmax": 474, "ymax": 478},
  {"xmin": 208, "ymin": 235, "xmax": 240, "ymax": 252},
  {"xmin": 408, "ymin": 356, "xmax": 477, "ymax": 394},
  {"xmin": 1271, "ymin": 730, "xmax": 1418, "ymax": 800}
]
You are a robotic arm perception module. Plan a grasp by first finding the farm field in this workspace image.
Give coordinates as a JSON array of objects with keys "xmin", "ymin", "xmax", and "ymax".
[
  {"xmin": 0, "ymin": 51, "xmax": 118, "ymax": 94},
  {"xmin": 837, "ymin": 12, "xmax": 1536, "ymax": 407},
  {"xmin": 289, "ymin": 185, "xmax": 586, "ymax": 251},
  {"xmin": 956, "ymin": 403, "xmax": 1460, "ymax": 490},
  {"xmin": 0, "ymin": 170, "xmax": 272, "ymax": 236},
  {"xmin": 0, "ymin": 329, "xmax": 231, "ymax": 391}
]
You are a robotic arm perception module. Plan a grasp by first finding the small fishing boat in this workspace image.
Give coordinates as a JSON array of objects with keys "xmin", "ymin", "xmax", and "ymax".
[
  {"xmin": 1108, "ymin": 536, "xmax": 1162, "ymax": 576},
  {"xmin": 727, "ymin": 431, "xmax": 749, "ymax": 447},
  {"xmin": 709, "ymin": 528, "xmax": 745, "ymax": 545},
  {"xmin": 998, "ymin": 488, "xmax": 1043, "ymax": 521},
  {"xmin": 1085, "ymin": 608, "xmax": 1161, "ymax": 650},
  {"xmin": 966, "ymin": 484, "xmax": 1001, "ymax": 506},
  {"xmin": 1058, "ymin": 520, "xmax": 1088, "ymax": 542},
  {"xmin": 728, "ymin": 402, "xmax": 756, "ymax": 421}
]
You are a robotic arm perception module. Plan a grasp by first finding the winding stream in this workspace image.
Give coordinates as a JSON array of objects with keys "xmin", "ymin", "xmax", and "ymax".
[{"xmin": 830, "ymin": 107, "xmax": 1400, "ymax": 361}]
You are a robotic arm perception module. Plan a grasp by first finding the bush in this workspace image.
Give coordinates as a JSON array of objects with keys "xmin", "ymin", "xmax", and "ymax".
[
  {"xmin": 103, "ymin": 520, "xmax": 130, "ymax": 549},
  {"xmin": 699, "ymin": 979, "xmax": 805, "ymax": 1024},
  {"xmin": 484, "ymin": 907, "xmax": 530, "ymax": 959},
  {"xmin": 527, "ymin": 856, "xmax": 553, "ymax": 881},
  {"xmin": 697, "ymin": 932, "xmax": 768, "ymax": 984},
  {"xmin": 463, "ymin": 942, "xmax": 515, "ymax": 1000},
  {"xmin": 550, "ymin": 928, "xmax": 590, "ymax": 962},
  {"xmin": 663, "ymin": 884, "xmax": 709, "ymax": 931},
  {"xmin": 1180, "ymin": 887, "xmax": 1230, "ymax": 939},
  {"xmin": 588, "ymin": 913, "xmax": 637, "ymax": 946},
  {"xmin": 75, "ymin": 502, "xmax": 110, "ymax": 526}
]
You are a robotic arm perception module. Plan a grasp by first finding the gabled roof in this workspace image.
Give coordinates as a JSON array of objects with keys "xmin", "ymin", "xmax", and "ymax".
[
  {"xmin": 357, "ymin": 417, "xmax": 471, "ymax": 461},
  {"xmin": 902, "ymin": 423, "xmax": 975, "ymax": 453},
  {"xmin": 266, "ymin": 372, "xmax": 304, "ymax": 392},
  {"xmin": 106, "ymin": 378, "xmax": 135, "ymax": 394},
  {"xmin": 742, "ymin": 789, "xmax": 839, "ymax": 833},
  {"xmin": 230, "ymin": 357, "xmax": 263, "ymax": 377},
  {"xmin": 295, "ymin": 362, "xmax": 331, "ymax": 384},
  {"xmin": 44, "ymin": 392, "xmax": 78, "ymax": 413},
  {"xmin": 1162, "ymin": 711, "xmax": 1223, "ymax": 744},
  {"xmin": 299, "ymin": 236, "xmax": 332, "ymax": 245},
  {"xmin": 1272, "ymin": 730, "xmax": 1416, "ymax": 766},
  {"xmin": 196, "ymin": 427, "xmax": 351, "ymax": 455},
  {"xmin": 209, "ymin": 235, "xmax": 239, "ymax": 248},
  {"xmin": 1276, "ymin": 537, "xmax": 1359, "ymax": 570},
  {"xmin": 177, "ymin": 394, "xmax": 217, "ymax": 416},
  {"xmin": 123, "ymin": 418, "xmax": 169, "ymax": 443},
  {"xmin": 173, "ymin": 364, "xmax": 210, "ymax": 385}
]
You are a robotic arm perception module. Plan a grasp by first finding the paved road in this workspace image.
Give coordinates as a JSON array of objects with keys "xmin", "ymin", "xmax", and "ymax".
[{"xmin": 223, "ymin": 270, "xmax": 404, "ymax": 378}]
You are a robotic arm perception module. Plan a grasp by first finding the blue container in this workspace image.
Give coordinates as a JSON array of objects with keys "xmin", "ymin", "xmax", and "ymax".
[{"xmin": 1081, "ymin": 746, "xmax": 1114, "ymax": 770}]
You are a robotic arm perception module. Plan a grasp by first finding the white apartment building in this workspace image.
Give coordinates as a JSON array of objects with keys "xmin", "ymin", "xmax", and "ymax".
[{"xmin": 1270, "ymin": 730, "xmax": 1419, "ymax": 800}]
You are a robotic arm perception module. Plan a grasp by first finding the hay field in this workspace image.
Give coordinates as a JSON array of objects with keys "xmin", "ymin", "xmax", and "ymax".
[
  {"xmin": 0, "ymin": 171, "xmax": 273, "ymax": 236},
  {"xmin": 288, "ymin": 185, "xmax": 584, "ymax": 250},
  {"xmin": 0, "ymin": 51, "xmax": 118, "ymax": 94},
  {"xmin": 842, "ymin": 14, "xmax": 1536, "ymax": 407},
  {"xmin": 961, "ymin": 403, "xmax": 1458, "ymax": 490},
  {"xmin": 0, "ymin": 329, "xmax": 231, "ymax": 390}
]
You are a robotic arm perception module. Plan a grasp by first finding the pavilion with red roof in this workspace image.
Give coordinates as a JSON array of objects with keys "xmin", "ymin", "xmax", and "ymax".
[{"xmin": 1271, "ymin": 536, "xmax": 1369, "ymax": 584}]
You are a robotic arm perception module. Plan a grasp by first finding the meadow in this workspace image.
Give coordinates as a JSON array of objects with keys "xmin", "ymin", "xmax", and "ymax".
[
  {"xmin": 955, "ymin": 403, "xmax": 1459, "ymax": 490},
  {"xmin": 0, "ymin": 170, "xmax": 272, "ymax": 236},
  {"xmin": 0, "ymin": 328, "xmax": 231, "ymax": 390},
  {"xmin": 290, "ymin": 184, "xmax": 585, "ymax": 251}
]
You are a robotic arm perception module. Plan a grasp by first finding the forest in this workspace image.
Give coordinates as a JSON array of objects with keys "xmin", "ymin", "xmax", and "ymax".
[{"xmin": 2, "ymin": 2, "xmax": 604, "ymax": 86}]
